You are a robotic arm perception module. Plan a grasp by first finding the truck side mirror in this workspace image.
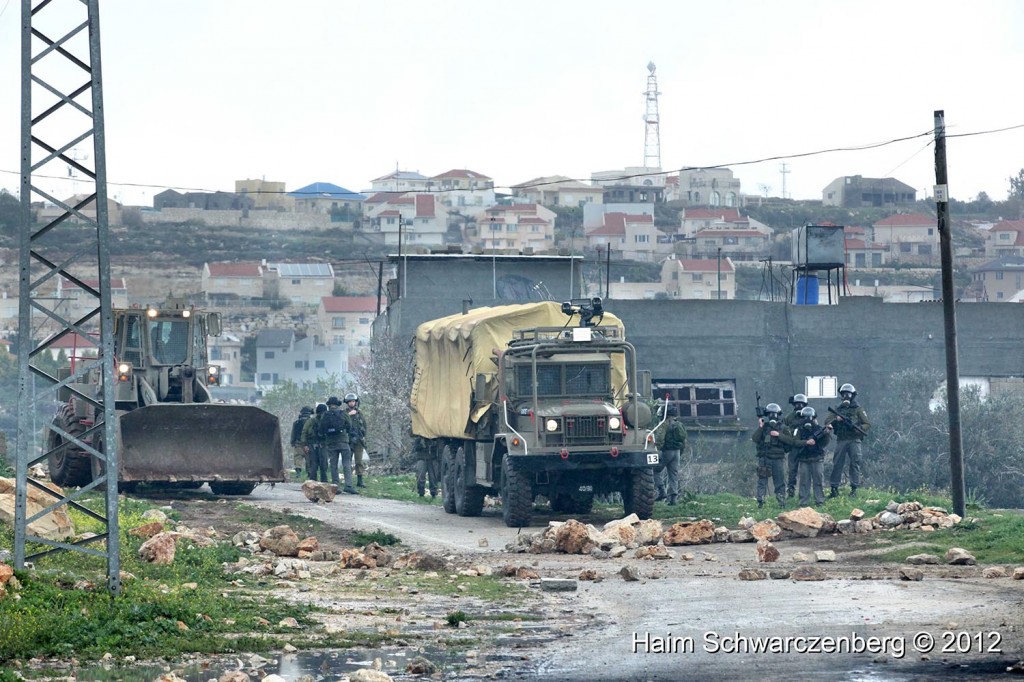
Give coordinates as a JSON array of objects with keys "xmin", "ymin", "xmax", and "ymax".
[
  {"xmin": 207, "ymin": 312, "xmax": 222, "ymax": 337},
  {"xmin": 638, "ymin": 370, "xmax": 652, "ymax": 399}
]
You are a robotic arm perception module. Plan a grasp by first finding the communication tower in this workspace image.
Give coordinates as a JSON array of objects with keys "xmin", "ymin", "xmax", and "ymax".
[{"xmin": 643, "ymin": 62, "xmax": 661, "ymax": 169}]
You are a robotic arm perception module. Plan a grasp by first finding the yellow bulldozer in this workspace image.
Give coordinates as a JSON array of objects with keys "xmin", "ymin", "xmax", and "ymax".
[{"xmin": 46, "ymin": 301, "xmax": 284, "ymax": 495}]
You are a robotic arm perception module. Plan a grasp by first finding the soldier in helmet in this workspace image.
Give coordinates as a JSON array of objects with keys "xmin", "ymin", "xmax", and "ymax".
[
  {"xmin": 791, "ymin": 406, "xmax": 832, "ymax": 507},
  {"xmin": 344, "ymin": 392, "xmax": 369, "ymax": 488},
  {"xmin": 783, "ymin": 393, "xmax": 808, "ymax": 498},
  {"xmin": 289, "ymin": 406, "xmax": 314, "ymax": 479},
  {"xmin": 751, "ymin": 402, "xmax": 788, "ymax": 509},
  {"xmin": 825, "ymin": 383, "xmax": 870, "ymax": 498}
]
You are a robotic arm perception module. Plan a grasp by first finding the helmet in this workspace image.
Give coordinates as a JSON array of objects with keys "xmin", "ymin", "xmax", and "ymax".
[
  {"xmin": 791, "ymin": 394, "xmax": 808, "ymax": 407},
  {"xmin": 800, "ymin": 406, "xmax": 816, "ymax": 419},
  {"xmin": 326, "ymin": 396, "xmax": 342, "ymax": 407},
  {"xmin": 764, "ymin": 403, "xmax": 782, "ymax": 416},
  {"xmin": 314, "ymin": 403, "xmax": 327, "ymax": 414},
  {"xmin": 300, "ymin": 406, "xmax": 313, "ymax": 416},
  {"xmin": 344, "ymin": 392, "xmax": 358, "ymax": 403},
  {"xmin": 839, "ymin": 383, "xmax": 856, "ymax": 397}
]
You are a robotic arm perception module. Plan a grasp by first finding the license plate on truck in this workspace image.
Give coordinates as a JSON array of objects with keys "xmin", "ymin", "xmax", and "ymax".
[{"xmin": 647, "ymin": 453, "xmax": 660, "ymax": 465}]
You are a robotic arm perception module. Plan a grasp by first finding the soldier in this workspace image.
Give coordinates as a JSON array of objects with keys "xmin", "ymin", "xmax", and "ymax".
[
  {"xmin": 321, "ymin": 396, "xmax": 357, "ymax": 494},
  {"xmin": 345, "ymin": 392, "xmax": 369, "ymax": 488},
  {"xmin": 790, "ymin": 406, "xmax": 832, "ymax": 507},
  {"xmin": 653, "ymin": 404, "xmax": 687, "ymax": 506},
  {"xmin": 751, "ymin": 402, "xmax": 787, "ymax": 509},
  {"xmin": 783, "ymin": 393, "xmax": 808, "ymax": 499},
  {"xmin": 413, "ymin": 434, "xmax": 440, "ymax": 498},
  {"xmin": 289, "ymin": 406, "xmax": 313, "ymax": 478},
  {"xmin": 301, "ymin": 403, "xmax": 328, "ymax": 483},
  {"xmin": 825, "ymin": 383, "xmax": 871, "ymax": 498}
]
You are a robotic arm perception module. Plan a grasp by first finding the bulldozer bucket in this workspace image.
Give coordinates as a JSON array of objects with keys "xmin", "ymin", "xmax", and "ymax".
[{"xmin": 117, "ymin": 404, "xmax": 285, "ymax": 483}]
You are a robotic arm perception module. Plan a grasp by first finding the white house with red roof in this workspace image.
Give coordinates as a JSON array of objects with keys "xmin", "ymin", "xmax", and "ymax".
[
  {"xmin": 368, "ymin": 193, "xmax": 446, "ymax": 247},
  {"xmin": 984, "ymin": 220, "xmax": 1024, "ymax": 258},
  {"xmin": 201, "ymin": 262, "xmax": 265, "ymax": 300},
  {"xmin": 316, "ymin": 296, "xmax": 379, "ymax": 349},
  {"xmin": 40, "ymin": 331, "xmax": 99, "ymax": 361},
  {"xmin": 429, "ymin": 169, "xmax": 496, "ymax": 210},
  {"xmin": 470, "ymin": 203, "xmax": 556, "ymax": 252},
  {"xmin": 871, "ymin": 213, "xmax": 939, "ymax": 263},
  {"xmin": 844, "ymin": 226, "xmax": 889, "ymax": 268},
  {"xmin": 55, "ymin": 276, "xmax": 129, "ymax": 322},
  {"xmin": 660, "ymin": 255, "xmax": 736, "ymax": 300},
  {"xmin": 682, "ymin": 228, "xmax": 770, "ymax": 261},
  {"xmin": 585, "ymin": 212, "xmax": 659, "ymax": 262},
  {"xmin": 679, "ymin": 207, "xmax": 770, "ymax": 239},
  {"xmin": 511, "ymin": 175, "xmax": 605, "ymax": 208}
]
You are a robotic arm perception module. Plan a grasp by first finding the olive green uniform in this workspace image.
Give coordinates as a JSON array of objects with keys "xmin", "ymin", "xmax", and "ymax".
[
  {"xmin": 751, "ymin": 420, "xmax": 788, "ymax": 507},
  {"xmin": 824, "ymin": 402, "xmax": 870, "ymax": 494}
]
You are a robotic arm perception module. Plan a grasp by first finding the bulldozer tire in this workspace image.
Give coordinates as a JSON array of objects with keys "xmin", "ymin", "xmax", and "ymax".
[
  {"xmin": 209, "ymin": 481, "xmax": 257, "ymax": 496},
  {"xmin": 47, "ymin": 408, "xmax": 94, "ymax": 488},
  {"xmin": 623, "ymin": 468, "xmax": 656, "ymax": 520},
  {"xmin": 453, "ymin": 444, "xmax": 484, "ymax": 517},
  {"xmin": 501, "ymin": 457, "xmax": 533, "ymax": 528},
  {"xmin": 441, "ymin": 444, "xmax": 457, "ymax": 514}
]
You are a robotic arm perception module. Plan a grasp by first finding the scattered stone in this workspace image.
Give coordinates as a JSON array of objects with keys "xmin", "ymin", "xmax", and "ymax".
[
  {"xmin": 738, "ymin": 568, "xmax": 767, "ymax": 581},
  {"xmin": 515, "ymin": 567, "xmax": 540, "ymax": 580},
  {"xmin": 128, "ymin": 521, "xmax": 164, "ymax": 539},
  {"xmin": 702, "ymin": 552, "xmax": 718, "ymax": 562},
  {"xmin": 301, "ymin": 480, "xmax": 336, "ymax": 503},
  {"xmin": 878, "ymin": 511, "xmax": 903, "ymax": 528},
  {"xmin": 899, "ymin": 568, "xmax": 924, "ymax": 581},
  {"xmin": 619, "ymin": 565, "xmax": 640, "ymax": 581},
  {"xmin": 663, "ymin": 519, "xmax": 715, "ymax": 546},
  {"xmin": 713, "ymin": 526, "xmax": 730, "ymax": 543},
  {"xmin": 835, "ymin": 520, "xmax": 854, "ymax": 534},
  {"xmin": 756, "ymin": 541, "xmax": 780, "ymax": 563},
  {"xmin": 609, "ymin": 545, "xmax": 628, "ymax": 558},
  {"xmin": 141, "ymin": 509, "xmax": 168, "ymax": 523},
  {"xmin": 540, "ymin": 578, "xmax": 578, "ymax": 592},
  {"xmin": 727, "ymin": 529, "xmax": 755, "ymax": 543},
  {"xmin": 769, "ymin": 569, "xmax": 791, "ymax": 580},
  {"xmin": 0, "ymin": 477, "xmax": 75, "ymax": 540},
  {"xmin": 679, "ymin": 552, "xmax": 695, "ymax": 561},
  {"xmin": 983, "ymin": 567, "xmax": 1007, "ymax": 579},
  {"xmin": 0, "ymin": 563, "xmax": 13, "ymax": 587},
  {"xmin": 738, "ymin": 516, "xmax": 756, "ymax": 529},
  {"xmin": 775, "ymin": 508, "xmax": 825, "ymax": 538},
  {"xmin": 361, "ymin": 542, "xmax": 392, "ymax": 568},
  {"xmin": 849, "ymin": 508, "xmax": 865, "ymax": 521},
  {"xmin": 406, "ymin": 656, "xmax": 438, "ymax": 675},
  {"xmin": 897, "ymin": 501, "xmax": 922, "ymax": 514},
  {"xmin": 855, "ymin": 519, "xmax": 875, "ymax": 533},
  {"xmin": 1013, "ymin": 567, "xmax": 1024, "ymax": 580},
  {"xmin": 634, "ymin": 519, "xmax": 664, "ymax": 546},
  {"xmin": 579, "ymin": 569, "xmax": 601, "ymax": 581},
  {"xmin": 791, "ymin": 552, "xmax": 811, "ymax": 563},
  {"xmin": 219, "ymin": 670, "xmax": 251, "ymax": 681},
  {"xmin": 635, "ymin": 546, "xmax": 673, "ymax": 560},
  {"xmin": 945, "ymin": 548, "xmax": 976, "ymax": 565},
  {"xmin": 260, "ymin": 525, "xmax": 300, "ymax": 557},
  {"xmin": 350, "ymin": 670, "xmax": 393, "ymax": 682},
  {"xmin": 295, "ymin": 536, "xmax": 319, "ymax": 555},
  {"xmin": 750, "ymin": 519, "xmax": 782, "ymax": 542},
  {"xmin": 885, "ymin": 500, "xmax": 900, "ymax": 513},
  {"xmin": 905, "ymin": 554, "xmax": 940, "ymax": 565},
  {"xmin": 138, "ymin": 532, "xmax": 178, "ymax": 564},
  {"xmin": 814, "ymin": 550, "xmax": 836, "ymax": 563},
  {"xmin": 790, "ymin": 566, "xmax": 827, "ymax": 581},
  {"xmin": 393, "ymin": 552, "xmax": 446, "ymax": 571},
  {"xmin": 553, "ymin": 519, "xmax": 597, "ymax": 554}
]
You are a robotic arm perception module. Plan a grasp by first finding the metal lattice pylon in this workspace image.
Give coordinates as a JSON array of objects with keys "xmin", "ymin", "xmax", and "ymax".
[
  {"xmin": 643, "ymin": 61, "xmax": 661, "ymax": 169},
  {"xmin": 16, "ymin": 0, "xmax": 121, "ymax": 595}
]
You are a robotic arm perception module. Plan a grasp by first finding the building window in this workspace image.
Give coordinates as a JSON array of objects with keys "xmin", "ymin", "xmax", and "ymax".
[
  {"xmin": 996, "ymin": 291, "xmax": 1004, "ymax": 299},
  {"xmin": 316, "ymin": 360, "xmax": 326, "ymax": 368},
  {"xmin": 653, "ymin": 379, "xmax": 737, "ymax": 420},
  {"xmin": 672, "ymin": 272, "xmax": 678, "ymax": 280},
  {"xmin": 927, "ymin": 228, "xmax": 934, "ymax": 236},
  {"xmin": 805, "ymin": 376, "xmax": 838, "ymax": 399},
  {"xmin": 333, "ymin": 317, "xmax": 346, "ymax": 328},
  {"xmin": 259, "ymin": 373, "xmax": 271, "ymax": 381},
  {"xmin": 995, "ymin": 272, "xmax": 1004, "ymax": 280},
  {"xmin": 358, "ymin": 317, "xmax": 370, "ymax": 324},
  {"xmin": 291, "ymin": 279, "xmax": 301, "ymax": 285},
  {"xmin": 264, "ymin": 351, "xmax": 275, "ymax": 359},
  {"xmin": 294, "ymin": 360, "xmax": 304, "ymax": 369},
  {"xmin": 635, "ymin": 235, "xmax": 649, "ymax": 243},
  {"xmin": 691, "ymin": 273, "xmax": 703, "ymax": 282}
]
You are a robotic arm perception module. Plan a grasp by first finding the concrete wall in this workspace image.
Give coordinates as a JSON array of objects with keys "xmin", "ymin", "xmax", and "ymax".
[{"xmin": 376, "ymin": 289, "xmax": 1024, "ymax": 417}]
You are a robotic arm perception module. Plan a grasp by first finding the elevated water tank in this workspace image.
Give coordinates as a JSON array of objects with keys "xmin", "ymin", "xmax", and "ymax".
[{"xmin": 791, "ymin": 224, "xmax": 845, "ymax": 268}]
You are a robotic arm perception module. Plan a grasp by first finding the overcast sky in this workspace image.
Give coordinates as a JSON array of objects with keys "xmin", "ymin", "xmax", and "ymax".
[{"xmin": 1, "ymin": 0, "xmax": 1022, "ymax": 207}]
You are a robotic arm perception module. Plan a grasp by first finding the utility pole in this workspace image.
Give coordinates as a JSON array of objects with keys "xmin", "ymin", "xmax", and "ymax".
[
  {"xmin": 717, "ymin": 248, "xmax": 722, "ymax": 300},
  {"xmin": 779, "ymin": 163, "xmax": 790, "ymax": 200},
  {"xmin": 934, "ymin": 110, "xmax": 966, "ymax": 518}
]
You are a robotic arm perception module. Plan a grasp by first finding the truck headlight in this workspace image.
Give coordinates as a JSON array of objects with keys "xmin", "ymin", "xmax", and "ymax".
[
  {"xmin": 545, "ymin": 418, "xmax": 559, "ymax": 432},
  {"xmin": 608, "ymin": 416, "xmax": 621, "ymax": 430}
]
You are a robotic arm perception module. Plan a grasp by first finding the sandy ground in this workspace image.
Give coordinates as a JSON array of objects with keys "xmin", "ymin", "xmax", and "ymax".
[{"xmin": 162, "ymin": 482, "xmax": 1024, "ymax": 681}]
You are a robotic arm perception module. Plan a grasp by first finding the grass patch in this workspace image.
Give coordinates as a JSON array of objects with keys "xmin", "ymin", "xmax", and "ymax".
[
  {"xmin": 351, "ymin": 528, "xmax": 401, "ymax": 547},
  {"xmin": 356, "ymin": 474, "xmax": 445, "ymax": 506},
  {"xmin": 445, "ymin": 610, "xmax": 469, "ymax": 627},
  {"xmin": 371, "ymin": 573, "xmax": 533, "ymax": 602},
  {"xmin": 232, "ymin": 503, "xmax": 325, "ymax": 536}
]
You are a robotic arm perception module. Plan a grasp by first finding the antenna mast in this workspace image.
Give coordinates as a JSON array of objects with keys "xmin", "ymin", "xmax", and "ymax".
[{"xmin": 643, "ymin": 62, "xmax": 661, "ymax": 169}]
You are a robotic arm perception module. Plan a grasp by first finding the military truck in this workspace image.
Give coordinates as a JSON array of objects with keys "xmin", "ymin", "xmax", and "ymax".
[
  {"xmin": 46, "ymin": 301, "xmax": 284, "ymax": 494},
  {"xmin": 412, "ymin": 298, "xmax": 657, "ymax": 527}
]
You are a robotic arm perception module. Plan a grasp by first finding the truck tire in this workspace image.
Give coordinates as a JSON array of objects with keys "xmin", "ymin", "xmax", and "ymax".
[
  {"xmin": 501, "ymin": 457, "xmax": 533, "ymax": 528},
  {"xmin": 454, "ymin": 444, "xmax": 484, "ymax": 517},
  {"xmin": 623, "ymin": 468, "xmax": 656, "ymax": 520},
  {"xmin": 441, "ymin": 444, "xmax": 457, "ymax": 514},
  {"xmin": 209, "ymin": 481, "xmax": 257, "ymax": 496},
  {"xmin": 47, "ymin": 407, "xmax": 94, "ymax": 488}
]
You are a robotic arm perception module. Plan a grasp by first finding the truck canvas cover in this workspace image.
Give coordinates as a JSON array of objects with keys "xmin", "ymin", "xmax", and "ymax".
[{"xmin": 411, "ymin": 301, "xmax": 626, "ymax": 439}]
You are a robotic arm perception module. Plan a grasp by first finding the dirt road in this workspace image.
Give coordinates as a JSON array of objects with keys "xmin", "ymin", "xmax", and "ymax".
[{"xmin": 174, "ymin": 482, "xmax": 1024, "ymax": 681}]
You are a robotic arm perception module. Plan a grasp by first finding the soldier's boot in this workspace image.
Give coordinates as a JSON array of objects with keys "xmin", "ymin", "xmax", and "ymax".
[
  {"xmin": 294, "ymin": 467, "xmax": 302, "ymax": 478},
  {"xmin": 430, "ymin": 489, "xmax": 439, "ymax": 498},
  {"xmin": 786, "ymin": 487, "xmax": 795, "ymax": 499},
  {"xmin": 357, "ymin": 475, "xmax": 365, "ymax": 488},
  {"xmin": 344, "ymin": 486, "xmax": 359, "ymax": 495},
  {"xmin": 828, "ymin": 486, "xmax": 839, "ymax": 499},
  {"xmin": 668, "ymin": 495, "xmax": 677, "ymax": 506},
  {"xmin": 757, "ymin": 499, "xmax": 764, "ymax": 509},
  {"xmin": 417, "ymin": 484, "xmax": 425, "ymax": 497},
  {"xmin": 849, "ymin": 486, "xmax": 858, "ymax": 498}
]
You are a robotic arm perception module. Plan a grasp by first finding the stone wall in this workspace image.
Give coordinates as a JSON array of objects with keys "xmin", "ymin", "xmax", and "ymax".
[{"xmin": 139, "ymin": 208, "xmax": 334, "ymax": 230}]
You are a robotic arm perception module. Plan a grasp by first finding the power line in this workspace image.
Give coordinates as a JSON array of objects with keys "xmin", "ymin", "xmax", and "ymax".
[{"xmin": 3, "ymin": 121, "xmax": 1023, "ymax": 199}]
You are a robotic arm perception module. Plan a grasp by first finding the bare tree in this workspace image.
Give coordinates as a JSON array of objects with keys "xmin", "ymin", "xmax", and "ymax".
[{"xmin": 354, "ymin": 332, "xmax": 415, "ymax": 467}]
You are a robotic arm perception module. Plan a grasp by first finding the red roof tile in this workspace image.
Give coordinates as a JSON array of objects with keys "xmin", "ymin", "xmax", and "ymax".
[
  {"xmin": 46, "ymin": 332, "xmax": 99, "ymax": 349},
  {"xmin": 415, "ymin": 194, "xmax": 435, "ymax": 218},
  {"xmin": 378, "ymin": 209, "xmax": 401, "ymax": 217},
  {"xmin": 517, "ymin": 217, "xmax": 550, "ymax": 225},
  {"xmin": 624, "ymin": 214, "xmax": 653, "ymax": 223},
  {"xmin": 321, "ymin": 296, "xmax": 378, "ymax": 313},
  {"xmin": 431, "ymin": 169, "xmax": 492, "ymax": 180},
  {"xmin": 588, "ymin": 213, "xmax": 626, "ymax": 237},
  {"xmin": 207, "ymin": 262, "xmax": 262, "ymax": 277},
  {"xmin": 873, "ymin": 213, "xmax": 935, "ymax": 228},
  {"xmin": 387, "ymin": 194, "xmax": 415, "ymax": 206}
]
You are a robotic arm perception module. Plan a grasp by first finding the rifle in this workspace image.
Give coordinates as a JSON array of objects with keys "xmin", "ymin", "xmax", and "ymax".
[
  {"xmin": 827, "ymin": 406, "xmax": 868, "ymax": 438},
  {"xmin": 755, "ymin": 392, "xmax": 764, "ymax": 419}
]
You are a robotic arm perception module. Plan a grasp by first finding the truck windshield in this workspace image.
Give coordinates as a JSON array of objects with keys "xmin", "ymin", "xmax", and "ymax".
[
  {"xmin": 149, "ymin": 319, "xmax": 190, "ymax": 365},
  {"xmin": 517, "ymin": 363, "xmax": 611, "ymax": 397}
]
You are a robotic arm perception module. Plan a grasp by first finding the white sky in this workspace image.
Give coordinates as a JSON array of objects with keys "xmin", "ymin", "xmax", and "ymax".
[{"xmin": 1, "ymin": 0, "xmax": 1023, "ymax": 207}]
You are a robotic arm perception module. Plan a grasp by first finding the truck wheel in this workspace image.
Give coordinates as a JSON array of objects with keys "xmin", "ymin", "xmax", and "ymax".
[
  {"xmin": 501, "ymin": 457, "xmax": 533, "ymax": 527},
  {"xmin": 441, "ymin": 445, "xmax": 457, "ymax": 514},
  {"xmin": 454, "ymin": 445, "xmax": 484, "ymax": 517},
  {"xmin": 47, "ymin": 408, "xmax": 94, "ymax": 487},
  {"xmin": 209, "ymin": 481, "xmax": 257, "ymax": 496},
  {"xmin": 623, "ymin": 468, "xmax": 656, "ymax": 520}
]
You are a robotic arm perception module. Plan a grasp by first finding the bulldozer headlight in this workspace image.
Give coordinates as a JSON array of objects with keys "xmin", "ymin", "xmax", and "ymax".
[
  {"xmin": 608, "ymin": 416, "xmax": 621, "ymax": 431},
  {"xmin": 146, "ymin": 307, "xmax": 158, "ymax": 318},
  {"xmin": 207, "ymin": 366, "xmax": 220, "ymax": 385},
  {"xmin": 182, "ymin": 309, "xmax": 191, "ymax": 318},
  {"xmin": 117, "ymin": 363, "xmax": 132, "ymax": 382},
  {"xmin": 545, "ymin": 418, "xmax": 560, "ymax": 432},
  {"xmin": 118, "ymin": 362, "xmax": 131, "ymax": 374}
]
